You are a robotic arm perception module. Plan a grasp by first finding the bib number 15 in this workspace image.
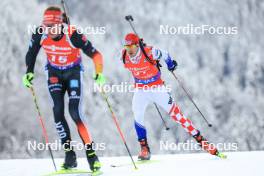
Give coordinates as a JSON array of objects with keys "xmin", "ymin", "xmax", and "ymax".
[{"xmin": 50, "ymin": 55, "xmax": 68, "ymax": 64}]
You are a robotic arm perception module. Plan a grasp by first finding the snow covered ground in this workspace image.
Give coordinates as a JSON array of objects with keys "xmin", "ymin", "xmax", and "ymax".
[
  {"xmin": 0, "ymin": 151, "xmax": 262, "ymax": 176},
  {"xmin": 1, "ymin": 0, "xmax": 264, "ymax": 159}
]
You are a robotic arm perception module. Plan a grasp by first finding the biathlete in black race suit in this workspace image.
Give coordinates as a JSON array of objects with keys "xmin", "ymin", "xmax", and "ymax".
[{"xmin": 23, "ymin": 6, "xmax": 106, "ymax": 172}]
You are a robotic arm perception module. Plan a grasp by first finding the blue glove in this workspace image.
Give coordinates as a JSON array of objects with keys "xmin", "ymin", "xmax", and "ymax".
[{"xmin": 165, "ymin": 55, "xmax": 178, "ymax": 71}]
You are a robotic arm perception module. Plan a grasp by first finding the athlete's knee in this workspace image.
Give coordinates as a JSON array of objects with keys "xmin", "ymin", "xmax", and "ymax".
[
  {"xmin": 69, "ymin": 101, "xmax": 81, "ymax": 123},
  {"xmin": 133, "ymin": 111, "xmax": 145, "ymax": 126},
  {"xmin": 132, "ymin": 104, "xmax": 144, "ymax": 121},
  {"xmin": 69, "ymin": 107, "xmax": 80, "ymax": 122}
]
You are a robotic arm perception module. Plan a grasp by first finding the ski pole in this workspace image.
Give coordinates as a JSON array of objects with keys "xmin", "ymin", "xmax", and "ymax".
[
  {"xmin": 100, "ymin": 89, "xmax": 138, "ymax": 170},
  {"xmin": 125, "ymin": 15, "xmax": 139, "ymax": 36},
  {"xmin": 61, "ymin": 0, "xmax": 70, "ymax": 24},
  {"xmin": 170, "ymin": 72, "xmax": 213, "ymax": 127},
  {"xmin": 153, "ymin": 103, "xmax": 170, "ymax": 130},
  {"xmin": 29, "ymin": 87, "xmax": 57, "ymax": 171}
]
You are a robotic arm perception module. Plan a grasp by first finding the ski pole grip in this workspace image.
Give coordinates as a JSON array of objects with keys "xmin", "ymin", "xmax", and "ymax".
[{"xmin": 125, "ymin": 15, "xmax": 134, "ymax": 21}]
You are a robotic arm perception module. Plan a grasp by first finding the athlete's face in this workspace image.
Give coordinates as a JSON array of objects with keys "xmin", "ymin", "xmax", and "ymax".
[
  {"xmin": 45, "ymin": 23, "xmax": 62, "ymax": 39},
  {"xmin": 125, "ymin": 44, "xmax": 139, "ymax": 57}
]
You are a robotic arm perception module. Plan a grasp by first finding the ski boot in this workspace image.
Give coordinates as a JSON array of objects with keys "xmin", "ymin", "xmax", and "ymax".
[
  {"xmin": 62, "ymin": 150, "xmax": 77, "ymax": 169},
  {"xmin": 193, "ymin": 131, "xmax": 227, "ymax": 159},
  {"xmin": 138, "ymin": 138, "xmax": 151, "ymax": 160},
  {"xmin": 86, "ymin": 142, "xmax": 102, "ymax": 174},
  {"xmin": 215, "ymin": 151, "xmax": 227, "ymax": 159}
]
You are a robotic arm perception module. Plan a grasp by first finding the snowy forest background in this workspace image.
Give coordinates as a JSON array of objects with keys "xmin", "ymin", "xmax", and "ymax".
[{"xmin": 0, "ymin": 0, "xmax": 263, "ymax": 159}]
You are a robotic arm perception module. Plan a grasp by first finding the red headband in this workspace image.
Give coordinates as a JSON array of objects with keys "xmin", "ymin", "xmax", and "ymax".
[
  {"xmin": 43, "ymin": 10, "xmax": 63, "ymax": 25},
  {"xmin": 124, "ymin": 33, "xmax": 139, "ymax": 45}
]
